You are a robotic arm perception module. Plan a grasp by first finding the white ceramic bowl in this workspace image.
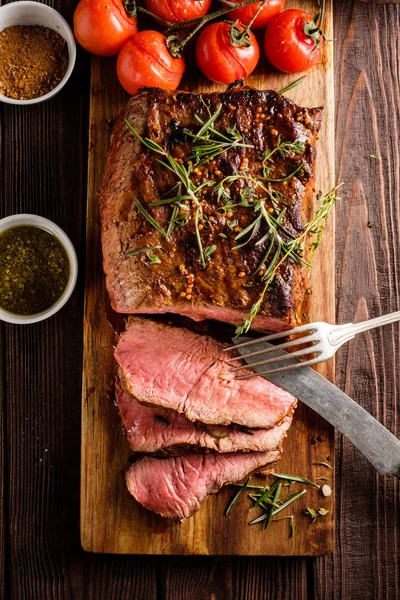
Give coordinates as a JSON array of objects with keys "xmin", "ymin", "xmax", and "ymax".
[
  {"xmin": 0, "ymin": 214, "xmax": 78, "ymax": 324},
  {"xmin": 0, "ymin": 1, "xmax": 76, "ymax": 105}
]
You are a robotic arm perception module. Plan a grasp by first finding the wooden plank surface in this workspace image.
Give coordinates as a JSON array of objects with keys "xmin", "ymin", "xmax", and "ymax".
[
  {"xmin": 81, "ymin": 0, "xmax": 335, "ymax": 556},
  {"xmin": 313, "ymin": 1, "xmax": 400, "ymax": 598},
  {"xmin": 0, "ymin": 0, "xmax": 399, "ymax": 597}
]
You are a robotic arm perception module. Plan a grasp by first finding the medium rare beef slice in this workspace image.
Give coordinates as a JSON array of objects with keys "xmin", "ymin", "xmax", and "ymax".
[
  {"xmin": 100, "ymin": 87, "xmax": 322, "ymax": 331},
  {"xmin": 116, "ymin": 377, "xmax": 292, "ymax": 454},
  {"xmin": 126, "ymin": 450, "xmax": 281, "ymax": 519},
  {"xmin": 115, "ymin": 318, "xmax": 297, "ymax": 429}
]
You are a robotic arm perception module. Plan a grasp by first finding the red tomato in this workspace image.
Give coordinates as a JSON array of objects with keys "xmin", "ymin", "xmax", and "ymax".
[
  {"xmin": 117, "ymin": 30, "xmax": 186, "ymax": 95},
  {"xmin": 73, "ymin": 0, "xmax": 138, "ymax": 56},
  {"xmin": 264, "ymin": 9, "xmax": 323, "ymax": 73},
  {"xmin": 145, "ymin": 0, "xmax": 212, "ymax": 23},
  {"xmin": 227, "ymin": 0, "xmax": 285, "ymax": 29},
  {"xmin": 196, "ymin": 22, "xmax": 260, "ymax": 85}
]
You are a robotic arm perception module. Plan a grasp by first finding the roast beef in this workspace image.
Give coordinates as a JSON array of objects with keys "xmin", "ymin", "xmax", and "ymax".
[
  {"xmin": 126, "ymin": 449, "xmax": 280, "ymax": 519},
  {"xmin": 115, "ymin": 318, "xmax": 297, "ymax": 429},
  {"xmin": 116, "ymin": 377, "xmax": 292, "ymax": 454},
  {"xmin": 100, "ymin": 87, "xmax": 322, "ymax": 331}
]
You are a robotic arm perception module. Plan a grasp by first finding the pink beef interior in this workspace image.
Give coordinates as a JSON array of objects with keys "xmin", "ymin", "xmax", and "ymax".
[
  {"xmin": 126, "ymin": 449, "xmax": 281, "ymax": 519},
  {"xmin": 115, "ymin": 318, "xmax": 297, "ymax": 429},
  {"xmin": 116, "ymin": 377, "xmax": 292, "ymax": 454}
]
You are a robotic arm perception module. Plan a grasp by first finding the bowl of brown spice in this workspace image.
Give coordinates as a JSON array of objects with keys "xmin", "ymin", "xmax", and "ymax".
[{"xmin": 0, "ymin": 1, "xmax": 76, "ymax": 104}]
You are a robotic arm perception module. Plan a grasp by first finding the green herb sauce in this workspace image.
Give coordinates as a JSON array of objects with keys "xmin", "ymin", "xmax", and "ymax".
[{"xmin": 0, "ymin": 225, "xmax": 70, "ymax": 315}]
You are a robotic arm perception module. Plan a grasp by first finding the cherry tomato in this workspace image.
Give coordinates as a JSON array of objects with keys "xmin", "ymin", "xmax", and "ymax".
[
  {"xmin": 145, "ymin": 0, "xmax": 212, "ymax": 23},
  {"xmin": 117, "ymin": 30, "xmax": 186, "ymax": 95},
  {"xmin": 73, "ymin": 0, "xmax": 138, "ymax": 56},
  {"xmin": 227, "ymin": 0, "xmax": 285, "ymax": 29},
  {"xmin": 196, "ymin": 22, "xmax": 260, "ymax": 85},
  {"xmin": 264, "ymin": 9, "xmax": 323, "ymax": 73}
]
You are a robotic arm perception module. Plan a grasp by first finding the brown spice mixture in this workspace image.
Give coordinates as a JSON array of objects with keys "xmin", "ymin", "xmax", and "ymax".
[{"xmin": 0, "ymin": 25, "xmax": 68, "ymax": 100}]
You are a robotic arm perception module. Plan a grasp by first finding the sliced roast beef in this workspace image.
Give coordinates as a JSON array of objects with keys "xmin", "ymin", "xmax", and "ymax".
[
  {"xmin": 126, "ymin": 450, "xmax": 280, "ymax": 519},
  {"xmin": 115, "ymin": 318, "xmax": 297, "ymax": 429},
  {"xmin": 116, "ymin": 377, "xmax": 292, "ymax": 454},
  {"xmin": 100, "ymin": 87, "xmax": 322, "ymax": 331}
]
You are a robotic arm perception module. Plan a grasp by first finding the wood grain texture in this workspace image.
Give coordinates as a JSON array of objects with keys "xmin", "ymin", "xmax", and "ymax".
[
  {"xmin": 1, "ymin": 0, "xmax": 399, "ymax": 598},
  {"xmin": 0, "ymin": 0, "xmax": 90, "ymax": 596},
  {"xmin": 81, "ymin": 0, "xmax": 335, "ymax": 556},
  {"xmin": 0, "ymin": 321, "xmax": 5, "ymax": 600},
  {"xmin": 313, "ymin": 1, "xmax": 400, "ymax": 599}
]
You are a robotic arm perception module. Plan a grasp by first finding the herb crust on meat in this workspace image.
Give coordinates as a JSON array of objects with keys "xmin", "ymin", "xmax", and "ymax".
[{"xmin": 100, "ymin": 87, "xmax": 323, "ymax": 332}]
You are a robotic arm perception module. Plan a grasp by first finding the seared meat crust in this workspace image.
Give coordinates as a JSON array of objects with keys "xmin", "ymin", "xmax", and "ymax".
[{"xmin": 100, "ymin": 87, "xmax": 322, "ymax": 330}]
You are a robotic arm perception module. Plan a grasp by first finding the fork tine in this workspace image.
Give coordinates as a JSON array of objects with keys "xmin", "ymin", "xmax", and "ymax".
[
  {"xmin": 230, "ymin": 346, "xmax": 320, "ymax": 373},
  {"xmin": 224, "ymin": 334, "xmax": 317, "ymax": 364},
  {"xmin": 224, "ymin": 324, "xmax": 314, "ymax": 352},
  {"xmin": 235, "ymin": 356, "xmax": 322, "ymax": 380}
]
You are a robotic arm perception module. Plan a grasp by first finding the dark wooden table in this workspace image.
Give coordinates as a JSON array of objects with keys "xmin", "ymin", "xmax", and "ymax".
[{"xmin": 0, "ymin": 0, "xmax": 399, "ymax": 597}]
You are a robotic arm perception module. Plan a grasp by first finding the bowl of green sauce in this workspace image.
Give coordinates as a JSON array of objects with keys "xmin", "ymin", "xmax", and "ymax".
[{"xmin": 0, "ymin": 214, "xmax": 78, "ymax": 324}]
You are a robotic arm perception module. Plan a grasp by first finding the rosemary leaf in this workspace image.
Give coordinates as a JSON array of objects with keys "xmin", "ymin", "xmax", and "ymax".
[
  {"xmin": 194, "ymin": 206, "xmax": 205, "ymax": 267},
  {"xmin": 316, "ymin": 477, "xmax": 331, "ymax": 483},
  {"xmin": 313, "ymin": 461, "xmax": 333, "ymax": 470},
  {"xmin": 304, "ymin": 507, "xmax": 318, "ymax": 523},
  {"xmin": 204, "ymin": 245, "xmax": 217, "ymax": 260},
  {"xmin": 200, "ymin": 426, "xmax": 229, "ymax": 440},
  {"xmin": 248, "ymin": 512, "xmax": 269, "ymax": 525},
  {"xmin": 230, "ymin": 483, "xmax": 266, "ymax": 490},
  {"xmin": 274, "ymin": 473, "xmax": 320, "ymax": 488},
  {"xmin": 265, "ymin": 482, "xmax": 282, "ymax": 529},
  {"xmin": 225, "ymin": 477, "xmax": 251, "ymax": 516},
  {"xmin": 279, "ymin": 76, "xmax": 307, "ymax": 95},
  {"xmin": 132, "ymin": 197, "xmax": 168, "ymax": 240},
  {"xmin": 290, "ymin": 515, "xmax": 295, "ymax": 538},
  {"xmin": 259, "ymin": 162, "xmax": 304, "ymax": 183},
  {"xmin": 124, "ymin": 245, "xmax": 161, "ymax": 257},
  {"xmin": 250, "ymin": 480, "xmax": 280, "ymax": 511},
  {"xmin": 271, "ymin": 489, "xmax": 307, "ymax": 517},
  {"xmin": 235, "ymin": 185, "xmax": 340, "ymax": 335},
  {"xmin": 148, "ymin": 253, "xmax": 161, "ymax": 264},
  {"xmin": 167, "ymin": 203, "xmax": 179, "ymax": 238}
]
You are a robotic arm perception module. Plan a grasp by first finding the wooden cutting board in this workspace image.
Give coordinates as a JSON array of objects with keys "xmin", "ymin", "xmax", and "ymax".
[{"xmin": 81, "ymin": 0, "xmax": 335, "ymax": 555}]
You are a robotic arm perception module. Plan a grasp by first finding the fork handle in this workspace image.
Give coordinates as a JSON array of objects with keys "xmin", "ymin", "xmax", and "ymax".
[{"xmin": 330, "ymin": 310, "xmax": 400, "ymax": 346}]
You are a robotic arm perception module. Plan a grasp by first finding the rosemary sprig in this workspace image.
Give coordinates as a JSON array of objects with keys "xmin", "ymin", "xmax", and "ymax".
[
  {"xmin": 248, "ymin": 493, "xmax": 279, "ymax": 509},
  {"xmin": 235, "ymin": 185, "xmax": 341, "ymax": 335},
  {"xmin": 225, "ymin": 477, "xmax": 252, "ymax": 516},
  {"xmin": 188, "ymin": 106, "xmax": 254, "ymax": 166},
  {"xmin": 261, "ymin": 137, "xmax": 305, "ymax": 177},
  {"xmin": 250, "ymin": 480, "xmax": 280, "ymax": 511},
  {"xmin": 125, "ymin": 119, "xmax": 208, "ymax": 266},
  {"xmin": 248, "ymin": 482, "xmax": 282, "ymax": 527},
  {"xmin": 264, "ymin": 482, "xmax": 282, "ymax": 530}
]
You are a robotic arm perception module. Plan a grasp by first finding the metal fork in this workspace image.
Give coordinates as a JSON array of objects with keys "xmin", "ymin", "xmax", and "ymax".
[{"xmin": 225, "ymin": 311, "xmax": 400, "ymax": 379}]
